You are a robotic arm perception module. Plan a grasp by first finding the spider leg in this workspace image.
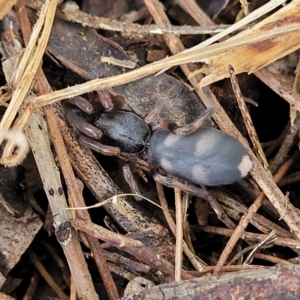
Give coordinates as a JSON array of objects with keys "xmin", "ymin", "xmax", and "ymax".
[
  {"xmin": 65, "ymin": 110, "xmax": 103, "ymax": 139},
  {"xmin": 79, "ymin": 135, "xmax": 120, "ymax": 156}
]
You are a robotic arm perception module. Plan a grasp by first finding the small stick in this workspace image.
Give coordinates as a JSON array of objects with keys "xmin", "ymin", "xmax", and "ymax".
[
  {"xmin": 239, "ymin": 0, "xmax": 250, "ymax": 15},
  {"xmin": 47, "ymin": 106, "xmax": 119, "ymax": 300},
  {"xmin": 71, "ymin": 217, "xmax": 187, "ymax": 280},
  {"xmin": 229, "ymin": 65, "xmax": 269, "ymax": 170},
  {"xmin": 269, "ymin": 116, "xmax": 300, "ymax": 173},
  {"xmin": 17, "ymin": 1, "xmax": 109, "ymax": 297},
  {"xmin": 243, "ymin": 230, "xmax": 276, "ymax": 265},
  {"xmin": 154, "ymin": 174, "xmax": 236, "ymax": 229},
  {"xmin": 61, "ymin": 2, "xmax": 229, "ymax": 36},
  {"xmin": 254, "ymin": 68, "xmax": 300, "ymax": 114},
  {"xmin": 156, "ymin": 182, "xmax": 206, "ymax": 272},
  {"xmin": 174, "ymin": 187, "xmax": 183, "ymax": 281},
  {"xmin": 28, "ymin": 249, "xmax": 68, "ymax": 300},
  {"xmin": 22, "ymin": 271, "xmax": 40, "ymax": 300},
  {"xmin": 200, "ymin": 226, "xmax": 300, "ymax": 250},
  {"xmin": 177, "ymin": 0, "xmax": 214, "ymax": 26},
  {"xmin": 253, "ymin": 253, "xmax": 295, "ymax": 265},
  {"xmin": 214, "ymin": 150, "xmax": 299, "ymax": 274}
]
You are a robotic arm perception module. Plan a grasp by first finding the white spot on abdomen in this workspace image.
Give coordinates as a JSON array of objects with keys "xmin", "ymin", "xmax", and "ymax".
[
  {"xmin": 238, "ymin": 155, "xmax": 253, "ymax": 177},
  {"xmin": 194, "ymin": 132, "xmax": 218, "ymax": 156},
  {"xmin": 192, "ymin": 164, "xmax": 208, "ymax": 184},
  {"xmin": 160, "ymin": 158, "xmax": 174, "ymax": 172},
  {"xmin": 163, "ymin": 133, "xmax": 181, "ymax": 147}
]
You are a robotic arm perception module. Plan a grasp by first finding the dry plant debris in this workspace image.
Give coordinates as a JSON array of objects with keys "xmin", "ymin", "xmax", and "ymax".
[{"xmin": 1, "ymin": 0, "xmax": 300, "ymax": 299}]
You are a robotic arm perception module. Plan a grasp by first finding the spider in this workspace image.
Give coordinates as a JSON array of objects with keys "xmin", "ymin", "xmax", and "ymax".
[{"xmin": 64, "ymin": 95, "xmax": 253, "ymax": 187}]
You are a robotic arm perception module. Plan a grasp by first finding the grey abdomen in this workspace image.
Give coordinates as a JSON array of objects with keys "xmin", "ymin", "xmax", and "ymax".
[{"xmin": 148, "ymin": 127, "xmax": 253, "ymax": 186}]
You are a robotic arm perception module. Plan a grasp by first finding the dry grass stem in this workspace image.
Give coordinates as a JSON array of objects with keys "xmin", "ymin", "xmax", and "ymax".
[
  {"xmin": 214, "ymin": 150, "xmax": 299, "ymax": 274},
  {"xmin": 229, "ymin": 65, "xmax": 269, "ymax": 170},
  {"xmin": 175, "ymin": 187, "xmax": 183, "ymax": 281},
  {"xmin": 199, "ymin": 1, "xmax": 300, "ymax": 86},
  {"xmin": 46, "ymin": 105, "xmax": 118, "ymax": 299},
  {"xmin": 0, "ymin": 128, "xmax": 29, "ymax": 166},
  {"xmin": 62, "ymin": 1, "xmax": 229, "ymax": 35},
  {"xmin": 0, "ymin": 0, "xmax": 17, "ymax": 21},
  {"xmin": 71, "ymin": 217, "xmax": 181, "ymax": 280},
  {"xmin": 28, "ymin": 249, "xmax": 69, "ymax": 300},
  {"xmin": 156, "ymin": 183, "xmax": 206, "ymax": 272},
  {"xmin": 0, "ymin": 0, "xmax": 57, "ymax": 167},
  {"xmin": 185, "ymin": 0, "xmax": 286, "ymax": 51},
  {"xmin": 31, "ymin": 24, "xmax": 300, "ymax": 110},
  {"xmin": 201, "ymin": 226, "xmax": 300, "ymax": 250},
  {"xmin": 243, "ymin": 231, "xmax": 277, "ymax": 265}
]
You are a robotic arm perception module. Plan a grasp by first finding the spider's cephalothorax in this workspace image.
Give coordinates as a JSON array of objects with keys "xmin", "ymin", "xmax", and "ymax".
[{"xmin": 93, "ymin": 111, "xmax": 151, "ymax": 153}]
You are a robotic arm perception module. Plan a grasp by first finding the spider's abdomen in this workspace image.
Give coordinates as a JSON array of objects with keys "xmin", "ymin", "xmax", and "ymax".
[{"xmin": 148, "ymin": 127, "xmax": 253, "ymax": 186}]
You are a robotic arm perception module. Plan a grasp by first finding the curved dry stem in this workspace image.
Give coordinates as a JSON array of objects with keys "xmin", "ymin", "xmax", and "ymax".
[{"xmin": 0, "ymin": 128, "xmax": 29, "ymax": 166}]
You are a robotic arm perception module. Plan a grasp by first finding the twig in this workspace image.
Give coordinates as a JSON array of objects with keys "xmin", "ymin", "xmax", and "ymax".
[
  {"xmin": 156, "ymin": 183, "xmax": 206, "ymax": 272},
  {"xmin": 61, "ymin": 1, "xmax": 229, "ymax": 35},
  {"xmin": 71, "ymin": 217, "xmax": 186, "ymax": 280},
  {"xmin": 255, "ymin": 68, "xmax": 300, "ymax": 115},
  {"xmin": 22, "ymin": 271, "xmax": 40, "ymax": 300},
  {"xmin": 243, "ymin": 231, "xmax": 276, "ymax": 265},
  {"xmin": 253, "ymin": 253, "xmax": 294, "ymax": 265},
  {"xmin": 174, "ymin": 187, "xmax": 183, "ymax": 281},
  {"xmin": 25, "ymin": 108, "xmax": 99, "ymax": 298},
  {"xmin": 200, "ymin": 226, "xmax": 300, "ymax": 251},
  {"xmin": 0, "ymin": 0, "xmax": 56, "ymax": 143},
  {"xmin": 28, "ymin": 249, "xmax": 68, "ymax": 300},
  {"xmin": 17, "ymin": 1, "xmax": 99, "ymax": 297},
  {"xmin": 229, "ymin": 65, "xmax": 269, "ymax": 170},
  {"xmin": 269, "ymin": 116, "xmax": 300, "ymax": 173},
  {"xmin": 29, "ymin": 24, "xmax": 300, "ymax": 110},
  {"xmin": 46, "ymin": 105, "xmax": 119, "ymax": 300},
  {"xmin": 214, "ymin": 150, "xmax": 299, "ymax": 274},
  {"xmin": 169, "ymin": 0, "xmax": 214, "ymax": 26}
]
